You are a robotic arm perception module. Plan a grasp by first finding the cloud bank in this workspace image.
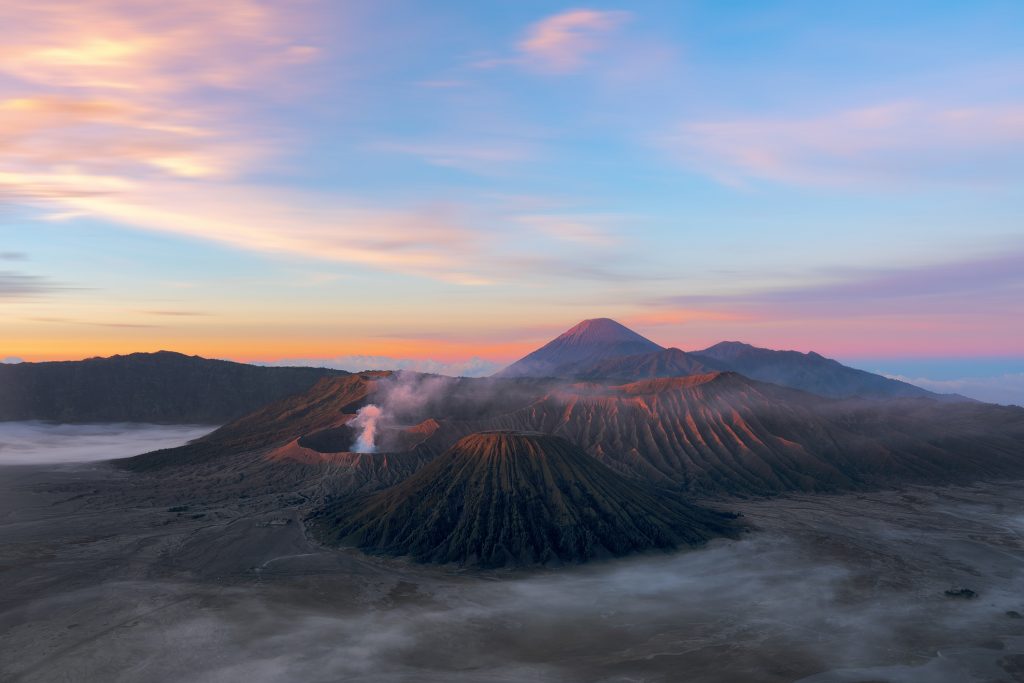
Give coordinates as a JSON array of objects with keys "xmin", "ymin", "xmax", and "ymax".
[
  {"xmin": 0, "ymin": 422, "xmax": 213, "ymax": 465},
  {"xmin": 886, "ymin": 372, "xmax": 1024, "ymax": 407}
]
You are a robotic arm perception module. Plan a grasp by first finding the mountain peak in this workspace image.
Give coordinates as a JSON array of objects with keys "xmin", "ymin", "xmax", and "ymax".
[{"xmin": 495, "ymin": 319, "xmax": 662, "ymax": 378}]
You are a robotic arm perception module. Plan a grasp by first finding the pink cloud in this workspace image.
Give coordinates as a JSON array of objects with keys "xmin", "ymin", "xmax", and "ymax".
[
  {"xmin": 517, "ymin": 9, "xmax": 630, "ymax": 74},
  {"xmin": 668, "ymin": 101, "xmax": 1024, "ymax": 188},
  {"xmin": 0, "ymin": 2, "xmax": 493, "ymax": 284}
]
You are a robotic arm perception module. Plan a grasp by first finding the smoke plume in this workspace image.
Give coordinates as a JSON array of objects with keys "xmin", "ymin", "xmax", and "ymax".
[{"xmin": 350, "ymin": 404, "xmax": 382, "ymax": 453}]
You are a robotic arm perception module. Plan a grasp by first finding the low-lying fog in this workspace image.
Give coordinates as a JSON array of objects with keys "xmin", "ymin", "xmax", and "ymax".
[
  {"xmin": 0, "ymin": 425, "xmax": 1022, "ymax": 682},
  {"xmin": 0, "ymin": 421, "xmax": 214, "ymax": 464}
]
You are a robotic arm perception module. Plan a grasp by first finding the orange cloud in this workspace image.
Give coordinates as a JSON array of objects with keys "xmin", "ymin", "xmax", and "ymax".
[
  {"xmin": 517, "ymin": 9, "xmax": 630, "ymax": 73},
  {"xmin": 40, "ymin": 180, "xmax": 490, "ymax": 282},
  {"xmin": 0, "ymin": 2, "xmax": 499, "ymax": 284},
  {"xmin": 0, "ymin": 0, "xmax": 317, "ymax": 93}
]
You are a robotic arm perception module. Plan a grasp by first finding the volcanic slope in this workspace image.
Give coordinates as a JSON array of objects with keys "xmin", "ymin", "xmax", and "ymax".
[
  {"xmin": 309, "ymin": 431, "xmax": 737, "ymax": 567},
  {"xmin": 118, "ymin": 373, "xmax": 562, "ymax": 503},
  {"xmin": 418, "ymin": 373, "xmax": 1024, "ymax": 495},
  {"xmin": 570, "ymin": 347, "xmax": 723, "ymax": 381},
  {"xmin": 495, "ymin": 318, "xmax": 662, "ymax": 378},
  {"xmin": 124, "ymin": 371, "xmax": 1024, "ymax": 501}
]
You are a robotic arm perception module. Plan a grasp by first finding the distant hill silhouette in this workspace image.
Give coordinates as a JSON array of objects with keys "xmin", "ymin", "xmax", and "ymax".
[
  {"xmin": 0, "ymin": 351, "xmax": 343, "ymax": 423},
  {"xmin": 690, "ymin": 341, "xmax": 941, "ymax": 400}
]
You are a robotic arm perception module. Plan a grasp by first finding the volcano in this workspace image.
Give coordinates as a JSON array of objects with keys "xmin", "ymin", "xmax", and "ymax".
[
  {"xmin": 309, "ymin": 430, "xmax": 736, "ymax": 567},
  {"xmin": 495, "ymin": 318, "xmax": 663, "ymax": 378},
  {"xmin": 495, "ymin": 319, "xmax": 952, "ymax": 400}
]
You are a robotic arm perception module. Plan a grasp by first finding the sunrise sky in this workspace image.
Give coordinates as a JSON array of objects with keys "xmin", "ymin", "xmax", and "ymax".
[{"xmin": 1, "ymin": 1, "xmax": 1022, "ymax": 400}]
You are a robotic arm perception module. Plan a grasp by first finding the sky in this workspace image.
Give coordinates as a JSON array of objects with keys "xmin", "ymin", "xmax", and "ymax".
[{"xmin": 0, "ymin": 1, "xmax": 1022, "ymax": 399}]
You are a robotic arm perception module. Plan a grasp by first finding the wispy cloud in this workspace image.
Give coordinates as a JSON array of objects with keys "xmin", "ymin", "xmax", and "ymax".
[
  {"xmin": 26, "ymin": 315, "xmax": 159, "ymax": 328},
  {"xmin": 625, "ymin": 309, "xmax": 747, "ymax": 327},
  {"xmin": 0, "ymin": 271, "xmax": 67, "ymax": 300},
  {"xmin": 34, "ymin": 180, "xmax": 491, "ymax": 284},
  {"xmin": 517, "ymin": 9, "xmax": 631, "ymax": 74},
  {"xmin": 516, "ymin": 213, "xmax": 620, "ymax": 246},
  {"xmin": 658, "ymin": 248, "xmax": 1024, "ymax": 318},
  {"xmin": 0, "ymin": 0, "xmax": 318, "ymax": 93},
  {"xmin": 371, "ymin": 139, "xmax": 535, "ymax": 173},
  {"xmin": 137, "ymin": 309, "xmax": 211, "ymax": 317},
  {"xmin": 668, "ymin": 101, "xmax": 1024, "ymax": 188},
  {"xmin": 475, "ymin": 8, "xmax": 631, "ymax": 74},
  {"xmin": 0, "ymin": 2, "xmax": 498, "ymax": 285}
]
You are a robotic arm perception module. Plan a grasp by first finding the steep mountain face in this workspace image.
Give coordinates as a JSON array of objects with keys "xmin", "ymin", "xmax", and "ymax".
[
  {"xmin": 0, "ymin": 351, "xmax": 344, "ymax": 424},
  {"xmin": 495, "ymin": 318, "xmax": 663, "ymax": 378},
  {"xmin": 570, "ymin": 347, "xmax": 724, "ymax": 381},
  {"xmin": 309, "ymin": 431, "xmax": 736, "ymax": 567},
  {"xmin": 691, "ymin": 341, "xmax": 939, "ymax": 400}
]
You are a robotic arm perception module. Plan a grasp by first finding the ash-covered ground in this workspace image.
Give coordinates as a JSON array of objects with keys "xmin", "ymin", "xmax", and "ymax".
[{"xmin": 0, "ymin": 424, "xmax": 1022, "ymax": 682}]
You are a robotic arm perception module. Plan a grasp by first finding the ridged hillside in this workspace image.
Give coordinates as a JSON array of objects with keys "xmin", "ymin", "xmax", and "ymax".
[
  {"xmin": 310, "ymin": 431, "xmax": 736, "ymax": 567},
  {"xmin": 418, "ymin": 373, "xmax": 1024, "ymax": 495}
]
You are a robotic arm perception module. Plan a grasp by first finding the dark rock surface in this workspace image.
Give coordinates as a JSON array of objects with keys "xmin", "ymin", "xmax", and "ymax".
[{"xmin": 309, "ymin": 430, "xmax": 738, "ymax": 567}]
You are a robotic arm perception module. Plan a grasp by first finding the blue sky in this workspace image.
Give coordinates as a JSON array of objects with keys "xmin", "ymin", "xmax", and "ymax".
[{"xmin": 0, "ymin": 0, "xmax": 1021, "ymax": 402}]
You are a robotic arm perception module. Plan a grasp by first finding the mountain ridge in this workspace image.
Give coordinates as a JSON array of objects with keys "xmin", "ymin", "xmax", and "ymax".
[
  {"xmin": 495, "ymin": 319, "xmax": 950, "ymax": 401},
  {"xmin": 0, "ymin": 351, "xmax": 345, "ymax": 423}
]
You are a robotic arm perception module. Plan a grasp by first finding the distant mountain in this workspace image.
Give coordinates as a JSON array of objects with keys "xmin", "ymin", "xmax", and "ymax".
[
  {"xmin": 0, "ymin": 351, "xmax": 344, "ymax": 424},
  {"xmin": 495, "ymin": 319, "xmax": 949, "ymax": 401},
  {"xmin": 308, "ymin": 430, "xmax": 736, "ymax": 567},
  {"xmin": 495, "ymin": 318, "xmax": 662, "ymax": 378},
  {"xmin": 691, "ymin": 341, "xmax": 943, "ymax": 400}
]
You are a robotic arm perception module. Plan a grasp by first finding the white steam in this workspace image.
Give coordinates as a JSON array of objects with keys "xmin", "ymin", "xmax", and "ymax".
[{"xmin": 350, "ymin": 404, "xmax": 382, "ymax": 453}]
